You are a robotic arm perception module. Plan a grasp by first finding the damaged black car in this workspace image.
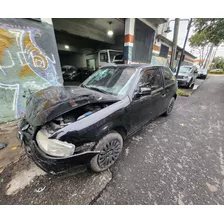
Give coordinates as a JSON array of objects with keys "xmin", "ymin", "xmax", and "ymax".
[{"xmin": 18, "ymin": 65, "xmax": 177, "ymax": 174}]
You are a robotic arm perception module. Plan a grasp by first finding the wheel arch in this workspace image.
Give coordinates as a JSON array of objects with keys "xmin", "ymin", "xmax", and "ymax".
[{"xmin": 113, "ymin": 126, "xmax": 128, "ymax": 139}]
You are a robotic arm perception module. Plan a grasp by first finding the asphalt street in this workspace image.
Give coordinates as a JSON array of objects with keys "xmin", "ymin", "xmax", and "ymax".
[
  {"xmin": 94, "ymin": 75, "xmax": 224, "ymax": 204},
  {"xmin": 1, "ymin": 75, "xmax": 224, "ymax": 205}
]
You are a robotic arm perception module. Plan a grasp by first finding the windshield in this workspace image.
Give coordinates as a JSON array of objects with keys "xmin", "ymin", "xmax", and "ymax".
[
  {"xmin": 82, "ymin": 67, "xmax": 136, "ymax": 97},
  {"xmin": 109, "ymin": 51, "xmax": 122, "ymax": 62},
  {"xmin": 179, "ymin": 67, "xmax": 192, "ymax": 73},
  {"xmin": 114, "ymin": 54, "xmax": 123, "ymax": 60}
]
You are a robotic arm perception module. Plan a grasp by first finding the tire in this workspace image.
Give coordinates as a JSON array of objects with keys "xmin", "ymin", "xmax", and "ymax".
[
  {"xmin": 187, "ymin": 79, "xmax": 193, "ymax": 89},
  {"xmin": 89, "ymin": 131, "xmax": 123, "ymax": 172},
  {"xmin": 164, "ymin": 97, "xmax": 175, "ymax": 116},
  {"xmin": 189, "ymin": 83, "xmax": 194, "ymax": 89}
]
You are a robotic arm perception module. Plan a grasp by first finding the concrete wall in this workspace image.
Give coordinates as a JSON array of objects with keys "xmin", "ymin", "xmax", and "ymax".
[{"xmin": 0, "ymin": 18, "xmax": 63, "ymax": 123}]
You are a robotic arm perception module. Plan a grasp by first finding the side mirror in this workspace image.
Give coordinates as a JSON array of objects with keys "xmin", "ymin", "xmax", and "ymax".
[
  {"xmin": 140, "ymin": 87, "xmax": 152, "ymax": 95},
  {"xmin": 135, "ymin": 86, "xmax": 151, "ymax": 98}
]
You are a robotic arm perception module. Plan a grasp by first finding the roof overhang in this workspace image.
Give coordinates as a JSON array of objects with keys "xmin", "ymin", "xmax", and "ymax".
[{"xmin": 147, "ymin": 18, "xmax": 168, "ymax": 25}]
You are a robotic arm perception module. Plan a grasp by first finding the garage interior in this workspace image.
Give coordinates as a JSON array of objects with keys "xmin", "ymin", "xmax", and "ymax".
[{"xmin": 52, "ymin": 18, "xmax": 125, "ymax": 83}]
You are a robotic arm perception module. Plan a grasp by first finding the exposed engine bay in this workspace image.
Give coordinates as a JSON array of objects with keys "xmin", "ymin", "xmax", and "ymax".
[{"xmin": 42, "ymin": 103, "xmax": 111, "ymax": 136}]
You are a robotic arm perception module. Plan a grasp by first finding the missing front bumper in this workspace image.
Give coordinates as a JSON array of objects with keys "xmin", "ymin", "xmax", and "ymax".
[{"xmin": 25, "ymin": 141, "xmax": 99, "ymax": 174}]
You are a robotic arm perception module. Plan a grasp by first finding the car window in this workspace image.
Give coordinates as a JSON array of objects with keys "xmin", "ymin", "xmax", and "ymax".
[
  {"xmin": 162, "ymin": 67, "xmax": 175, "ymax": 86},
  {"xmin": 179, "ymin": 67, "xmax": 191, "ymax": 73},
  {"xmin": 139, "ymin": 69, "xmax": 162, "ymax": 91},
  {"xmin": 100, "ymin": 53, "xmax": 108, "ymax": 62}
]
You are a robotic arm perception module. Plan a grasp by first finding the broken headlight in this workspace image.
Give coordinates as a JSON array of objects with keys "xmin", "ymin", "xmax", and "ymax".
[{"xmin": 36, "ymin": 130, "xmax": 75, "ymax": 157}]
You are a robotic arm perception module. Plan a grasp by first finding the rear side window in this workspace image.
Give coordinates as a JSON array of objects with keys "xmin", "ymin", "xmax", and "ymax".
[{"xmin": 162, "ymin": 67, "xmax": 175, "ymax": 86}]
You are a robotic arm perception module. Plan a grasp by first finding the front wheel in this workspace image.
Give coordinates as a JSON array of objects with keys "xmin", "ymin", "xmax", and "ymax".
[
  {"xmin": 89, "ymin": 131, "xmax": 123, "ymax": 172},
  {"xmin": 189, "ymin": 83, "xmax": 194, "ymax": 89},
  {"xmin": 164, "ymin": 97, "xmax": 175, "ymax": 116},
  {"xmin": 187, "ymin": 79, "xmax": 193, "ymax": 89}
]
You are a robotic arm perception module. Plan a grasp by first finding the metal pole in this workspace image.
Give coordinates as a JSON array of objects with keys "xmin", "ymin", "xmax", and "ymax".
[
  {"xmin": 176, "ymin": 18, "xmax": 193, "ymax": 77},
  {"xmin": 203, "ymin": 44, "xmax": 214, "ymax": 69},
  {"xmin": 170, "ymin": 18, "xmax": 180, "ymax": 70}
]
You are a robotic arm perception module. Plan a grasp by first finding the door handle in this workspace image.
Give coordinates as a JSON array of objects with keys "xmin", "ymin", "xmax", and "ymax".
[{"xmin": 161, "ymin": 93, "xmax": 166, "ymax": 98}]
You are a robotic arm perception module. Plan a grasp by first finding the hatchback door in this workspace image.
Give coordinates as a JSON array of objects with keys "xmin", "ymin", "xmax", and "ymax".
[
  {"xmin": 160, "ymin": 67, "xmax": 177, "ymax": 113},
  {"xmin": 129, "ymin": 67, "xmax": 164, "ymax": 132}
]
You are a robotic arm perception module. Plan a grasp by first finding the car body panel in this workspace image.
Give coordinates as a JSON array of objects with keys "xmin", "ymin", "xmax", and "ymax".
[
  {"xmin": 50, "ymin": 96, "xmax": 131, "ymax": 142},
  {"xmin": 25, "ymin": 141, "xmax": 99, "ymax": 174}
]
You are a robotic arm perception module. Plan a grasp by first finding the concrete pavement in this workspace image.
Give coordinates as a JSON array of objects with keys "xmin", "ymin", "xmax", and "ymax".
[
  {"xmin": 94, "ymin": 75, "xmax": 224, "ymax": 204},
  {"xmin": 1, "ymin": 76, "xmax": 224, "ymax": 204}
]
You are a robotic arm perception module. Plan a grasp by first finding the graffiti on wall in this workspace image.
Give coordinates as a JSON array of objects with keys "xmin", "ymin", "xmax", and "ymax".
[
  {"xmin": 150, "ymin": 55, "xmax": 169, "ymax": 67},
  {"xmin": 0, "ymin": 20, "xmax": 63, "ymax": 122}
]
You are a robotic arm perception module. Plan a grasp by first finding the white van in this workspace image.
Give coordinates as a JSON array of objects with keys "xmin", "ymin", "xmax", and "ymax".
[{"xmin": 86, "ymin": 49, "xmax": 124, "ymax": 71}]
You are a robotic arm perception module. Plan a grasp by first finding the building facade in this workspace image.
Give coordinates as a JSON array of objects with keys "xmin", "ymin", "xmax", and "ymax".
[
  {"xmin": 124, "ymin": 18, "xmax": 196, "ymax": 67},
  {"xmin": 0, "ymin": 18, "xmax": 196, "ymax": 123}
]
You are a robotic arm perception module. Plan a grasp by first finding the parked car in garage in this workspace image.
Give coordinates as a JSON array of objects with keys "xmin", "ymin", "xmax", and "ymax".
[
  {"xmin": 197, "ymin": 68, "xmax": 208, "ymax": 79},
  {"xmin": 62, "ymin": 65, "xmax": 78, "ymax": 81},
  {"xmin": 74, "ymin": 68, "xmax": 92, "ymax": 83},
  {"xmin": 62, "ymin": 66, "xmax": 92, "ymax": 83},
  {"xmin": 176, "ymin": 65, "xmax": 198, "ymax": 88},
  {"xmin": 18, "ymin": 65, "xmax": 177, "ymax": 174}
]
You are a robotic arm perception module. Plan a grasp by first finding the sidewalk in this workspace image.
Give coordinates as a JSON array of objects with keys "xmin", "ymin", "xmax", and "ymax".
[
  {"xmin": 0, "ymin": 120, "xmax": 23, "ymax": 173},
  {"xmin": 0, "ymin": 120, "xmax": 112, "ymax": 205}
]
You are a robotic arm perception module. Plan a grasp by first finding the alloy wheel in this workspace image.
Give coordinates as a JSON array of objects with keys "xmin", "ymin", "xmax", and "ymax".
[{"xmin": 97, "ymin": 140, "xmax": 122, "ymax": 168}]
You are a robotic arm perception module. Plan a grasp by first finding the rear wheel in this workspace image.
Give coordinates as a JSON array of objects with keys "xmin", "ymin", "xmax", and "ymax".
[
  {"xmin": 164, "ymin": 97, "xmax": 175, "ymax": 116},
  {"xmin": 89, "ymin": 131, "xmax": 123, "ymax": 172}
]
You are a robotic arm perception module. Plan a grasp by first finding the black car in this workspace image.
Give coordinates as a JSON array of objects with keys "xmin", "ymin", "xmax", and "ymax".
[
  {"xmin": 18, "ymin": 65, "xmax": 177, "ymax": 174},
  {"xmin": 62, "ymin": 65, "xmax": 78, "ymax": 81}
]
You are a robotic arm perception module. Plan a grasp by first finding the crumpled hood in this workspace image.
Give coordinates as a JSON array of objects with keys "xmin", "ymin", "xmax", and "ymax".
[{"xmin": 25, "ymin": 86, "xmax": 118, "ymax": 127}]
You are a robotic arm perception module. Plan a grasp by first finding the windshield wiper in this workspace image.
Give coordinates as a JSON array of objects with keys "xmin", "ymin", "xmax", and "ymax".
[{"xmin": 86, "ymin": 86, "xmax": 110, "ymax": 94}]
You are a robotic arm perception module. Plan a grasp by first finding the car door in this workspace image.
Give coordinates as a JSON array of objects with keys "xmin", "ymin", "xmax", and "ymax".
[
  {"xmin": 129, "ymin": 68, "xmax": 164, "ymax": 133},
  {"xmin": 160, "ymin": 67, "xmax": 177, "ymax": 113}
]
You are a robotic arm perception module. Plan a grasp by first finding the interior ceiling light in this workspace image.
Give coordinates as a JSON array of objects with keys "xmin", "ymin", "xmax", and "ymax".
[
  {"xmin": 107, "ymin": 22, "xmax": 114, "ymax": 37},
  {"xmin": 64, "ymin": 45, "xmax": 69, "ymax": 49}
]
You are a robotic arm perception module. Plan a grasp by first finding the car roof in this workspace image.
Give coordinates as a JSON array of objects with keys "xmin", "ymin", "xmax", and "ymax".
[{"xmin": 102, "ymin": 64, "xmax": 169, "ymax": 70}]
